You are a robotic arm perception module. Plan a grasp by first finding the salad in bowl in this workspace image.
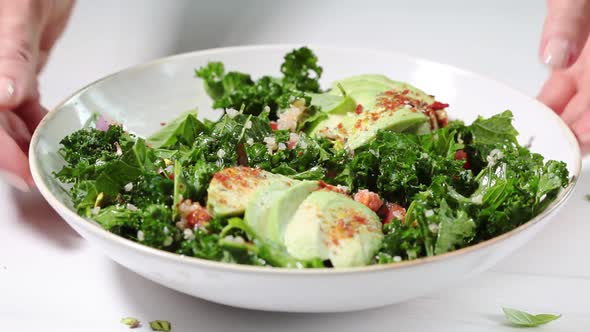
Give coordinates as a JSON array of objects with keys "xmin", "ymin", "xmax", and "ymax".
[{"xmin": 53, "ymin": 47, "xmax": 569, "ymax": 269}]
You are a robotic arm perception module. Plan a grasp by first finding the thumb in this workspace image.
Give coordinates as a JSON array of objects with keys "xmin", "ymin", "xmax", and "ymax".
[
  {"xmin": 540, "ymin": 0, "xmax": 590, "ymax": 69},
  {"xmin": 0, "ymin": 2, "xmax": 42, "ymax": 110}
]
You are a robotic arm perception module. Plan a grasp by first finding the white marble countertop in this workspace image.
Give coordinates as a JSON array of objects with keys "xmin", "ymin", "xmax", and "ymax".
[{"xmin": 2, "ymin": 1, "xmax": 590, "ymax": 330}]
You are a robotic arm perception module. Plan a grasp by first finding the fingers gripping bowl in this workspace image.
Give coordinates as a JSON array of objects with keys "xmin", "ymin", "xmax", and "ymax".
[{"xmin": 30, "ymin": 45, "xmax": 580, "ymax": 312}]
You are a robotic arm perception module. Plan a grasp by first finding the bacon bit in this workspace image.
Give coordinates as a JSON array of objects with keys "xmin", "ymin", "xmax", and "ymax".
[
  {"xmin": 402, "ymin": 89, "xmax": 409, "ymax": 95},
  {"xmin": 430, "ymin": 101, "xmax": 449, "ymax": 111},
  {"xmin": 177, "ymin": 199, "xmax": 212, "ymax": 229},
  {"xmin": 337, "ymin": 122, "xmax": 344, "ymax": 129},
  {"xmin": 371, "ymin": 112, "xmax": 380, "ymax": 121},
  {"xmin": 160, "ymin": 122, "xmax": 167, "ymax": 126},
  {"xmin": 297, "ymin": 151, "xmax": 303, "ymax": 156},
  {"xmin": 185, "ymin": 205, "xmax": 212, "ymax": 228},
  {"xmin": 355, "ymin": 104, "xmax": 363, "ymax": 114},
  {"xmin": 353, "ymin": 189, "xmax": 383, "ymax": 212},
  {"xmin": 379, "ymin": 202, "xmax": 407, "ymax": 224},
  {"xmin": 168, "ymin": 173, "xmax": 175, "ymax": 180},
  {"xmin": 287, "ymin": 133, "xmax": 300, "ymax": 150},
  {"xmin": 354, "ymin": 119, "xmax": 362, "ymax": 129},
  {"xmin": 454, "ymin": 149, "xmax": 470, "ymax": 169},
  {"xmin": 270, "ymin": 121, "xmax": 278, "ymax": 131}
]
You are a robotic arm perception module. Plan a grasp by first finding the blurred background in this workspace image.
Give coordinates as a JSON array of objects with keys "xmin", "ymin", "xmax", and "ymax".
[{"xmin": 40, "ymin": 0, "xmax": 546, "ymax": 107}]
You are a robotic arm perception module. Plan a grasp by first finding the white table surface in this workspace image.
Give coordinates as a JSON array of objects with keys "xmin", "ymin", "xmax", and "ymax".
[{"xmin": 2, "ymin": 1, "xmax": 590, "ymax": 330}]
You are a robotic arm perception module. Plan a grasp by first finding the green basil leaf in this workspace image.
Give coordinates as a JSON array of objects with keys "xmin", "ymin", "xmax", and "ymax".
[{"xmin": 502, "ymin": 307, "xmax": 561, "ymax": 327}]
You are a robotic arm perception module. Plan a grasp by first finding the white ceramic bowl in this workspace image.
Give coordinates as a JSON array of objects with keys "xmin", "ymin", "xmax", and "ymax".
[{"xmin": 30, "ymin": 45, "xmax": 581, "ymax": 312}]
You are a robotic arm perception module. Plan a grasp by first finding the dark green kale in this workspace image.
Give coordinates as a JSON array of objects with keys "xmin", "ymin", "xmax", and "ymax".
[
  {"xmin": 373, "ymin": 111, "xmax": 569, "ymax": 261},
  {"xmin": 195, "ymin": 47, "xmax": 322, "ymax": 119},
  {"xmin": 280, "ymin": 46, "xmax": 323, "ymax": 92}
]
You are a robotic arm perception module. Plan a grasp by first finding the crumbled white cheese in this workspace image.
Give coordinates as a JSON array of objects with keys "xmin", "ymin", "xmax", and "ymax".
[
  {"xmin": 225, "ymin": 108, "xmax": 239, "ymax": 118},
  {"xmin": 90, "ymin": 206, "xmax": 101, "ymax": 215},
  {"xmin": 183, "ymin": 228, "xmax": 195, "ymax": 240},
  {"xmin": 164, "ymin": 165, "xmax": 174, "ymax": 173},
  {"xmin": 428, "ymin": 223, "xmax": 439, "ymax": 233},
  {"xmin": 217, "ymin": 149, "xmax": 226, "ymax": 159},
  {"xmin": 95, "ymin": 160, "xmax": 106, "ymax": 167},
  {"xmin": 114, "ymin": 142, "xmax": 123, "ymax": 156},
  {"xmin": 277, "ymin": 104, "xmax": 304, "ymax": 132},
  {"xmin": 126, "ymin": 203, "xmax": 139, "ymax": 211},
  {"xmin": 137, "ymin": 230, "xmax": 144, "ymax": 242},
  {"xmin": 263, "ymin": 136, "xmax": 277, "ymax": 154},
  {"xmin": 393, "ymin": 256, "xmax": 402, "ymax": 263},
  {"xmin": 277, "ymin": 143, "xmax": 287, "ymax": 151},
  {"xmin": 298, "ymin": 140, "xmax": 308, "ymax": 149},
  {"xmin": 123, "ymin": 182, "xmax": 133, "ymax": 192},
  {"xmin": 244, "ymin": 120, "xmax": 252, "ymax": 129},
  {"xmin": 486, "ymin": 148, "xmax": 504, "ymax": 165},
  {"xmin": 246, "ymin": 138, "xmax": 254, "ymax": 146}
]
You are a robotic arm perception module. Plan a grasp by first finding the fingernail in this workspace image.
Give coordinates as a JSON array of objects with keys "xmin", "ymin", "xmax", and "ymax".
[
  {"xmin": 0, "ymin": 170, "xmax": 30, "ymax": 192},
  {"xmin": 0, "ymin": 77, "xmax": 15, "ymax": 104},
  {"xmin": 542, "ymin": 39, "xmax": 572, "ymax": 69}
]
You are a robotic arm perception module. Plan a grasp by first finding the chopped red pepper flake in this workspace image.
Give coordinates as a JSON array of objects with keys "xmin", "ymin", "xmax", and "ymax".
[
  {"xmin": 168, "ymin": 173, "xmax": 175, "ymax": 180},
  {"xmin": 270, "ymin": 121, "xmax": 278, "ymax": 131},
  {"xmin": 430, "ymin": 101, "xmax": 449, "ymax": 110},
  {"xmin": 186, "ymin": 206, "xmax": 212, "ymax": 228},
  {"xmin": 355, "ymin": 104, "xmax": 363, "ymax": 114}
]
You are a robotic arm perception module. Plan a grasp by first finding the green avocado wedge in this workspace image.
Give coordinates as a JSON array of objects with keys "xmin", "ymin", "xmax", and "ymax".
[
  {"xmin": 345, "ymin": 108, "xmax": 428, "ymax": 151},
  {"xmin": 243, "ymin": 181, "xmax": 296, "ymax": 241},
  {"xmin": 284, "ymin": 191, "xmax": 384, "ymax": 267},
  {"xmin": 244, "ymin": 181, "xmax": 319, "ymax": 244},
  {"xmin": 329, "ymin": 74, "xmax": 435, "ymax": 111},
  {"xmin": 207, "ymin": 167, "xmax": 295, "ymax": 217}
]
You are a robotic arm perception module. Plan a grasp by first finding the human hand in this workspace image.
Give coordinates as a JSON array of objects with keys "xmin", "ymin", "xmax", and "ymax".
[
  {"xmin": 538, "ymin": 0, "xmax": 590, "ymax": 154},
  {"xmin": 0, "ymin": 0, "xmax": 74, "ymax": 191}
]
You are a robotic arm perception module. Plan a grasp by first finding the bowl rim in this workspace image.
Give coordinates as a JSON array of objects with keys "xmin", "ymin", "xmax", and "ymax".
[{"xmin": 30, "ymin": 44, "xmax": 582, "ymax": 275}]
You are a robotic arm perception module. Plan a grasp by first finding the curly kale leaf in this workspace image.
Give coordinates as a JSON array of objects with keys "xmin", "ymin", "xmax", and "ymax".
[
  {"xmin": 195, "ymin": 47, "xmax": 322, "ymax": 119},
  {"xmin": 280, "ymin": 46, "xmax": 323, "ymax": 93}
]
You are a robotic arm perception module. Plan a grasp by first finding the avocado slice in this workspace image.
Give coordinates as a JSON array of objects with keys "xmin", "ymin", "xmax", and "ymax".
[
  {"xmin": 244, "ymin": 181, "xmax": 319, "ymax": 244},
  {"xmin": 345, "ymin": 108, "xmax": 428, "ymax": 150},
  {"xmin": 329, "ymin": 74, "xmax": 435, "ymax": 110},
  {"xmin": 264, "ymin": 181, "xmax": 320, "ymax": 243},
  {"xmin": 309, "ymin": 74, "xmax": 437, "ymax": 150},
  {"xmin": 207, "ymin": 167, "xmax": 295, "ymax": 216},
  {"xmin": 284, "ymin": 191, "xmax": 384, "ymax": 267}
]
